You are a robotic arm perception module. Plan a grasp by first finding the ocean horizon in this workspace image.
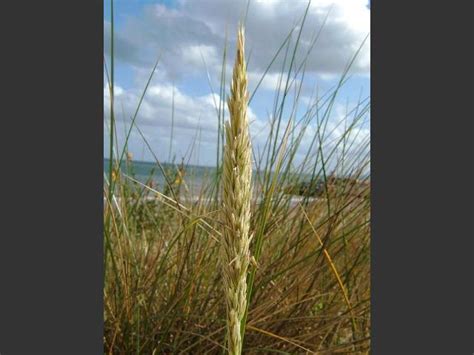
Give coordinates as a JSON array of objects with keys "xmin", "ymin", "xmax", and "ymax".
[{"xmin": 104, "ymin": 157, "xmax": 218, "ymax": 193}]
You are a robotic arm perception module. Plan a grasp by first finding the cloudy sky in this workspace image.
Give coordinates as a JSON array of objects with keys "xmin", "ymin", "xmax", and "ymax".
[{"xmin": 104, "ymin": 0, "xmax": 370, "ymax": 167}]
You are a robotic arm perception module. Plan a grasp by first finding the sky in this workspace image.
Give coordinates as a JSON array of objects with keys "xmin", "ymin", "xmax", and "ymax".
[{"xmin": 104, "ymin": 0, "xmax": 370, "ymax": 167}]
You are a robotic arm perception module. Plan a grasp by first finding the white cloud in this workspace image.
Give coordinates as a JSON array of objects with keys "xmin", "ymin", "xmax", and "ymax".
[
  {"xmin": 105, "ymin": 0, "xmax": 370, "ymax": 79},
  {"xmin": 104, "ymin": 83, "xmax": 263, "ymax": 165},
  {"xmin": 105, "ymin": 84, "xmax": 218, "ymax": 131},
  {"xmin": 181, "ymin": 44, "xmax": 219, "ymax": 69},
  {"xmin": 248, "ymin": 71, "xmax": 290, "ymax": 92}
]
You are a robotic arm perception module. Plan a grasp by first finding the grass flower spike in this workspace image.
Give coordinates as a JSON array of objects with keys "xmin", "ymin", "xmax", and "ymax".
[{"xmin": 221, "ymin": 26, "xmax": 253, "ymax": 355}]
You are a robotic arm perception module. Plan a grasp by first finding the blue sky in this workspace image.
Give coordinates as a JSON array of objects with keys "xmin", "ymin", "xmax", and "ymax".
[{"xmin": 104, "ymin": 0, "xmax": 370, "ymax": 166}]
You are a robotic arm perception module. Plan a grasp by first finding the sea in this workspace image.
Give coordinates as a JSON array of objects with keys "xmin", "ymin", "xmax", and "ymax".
[{"xmin": 104, "ymin": 158, "xmax": 217, "ymax": 194}]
